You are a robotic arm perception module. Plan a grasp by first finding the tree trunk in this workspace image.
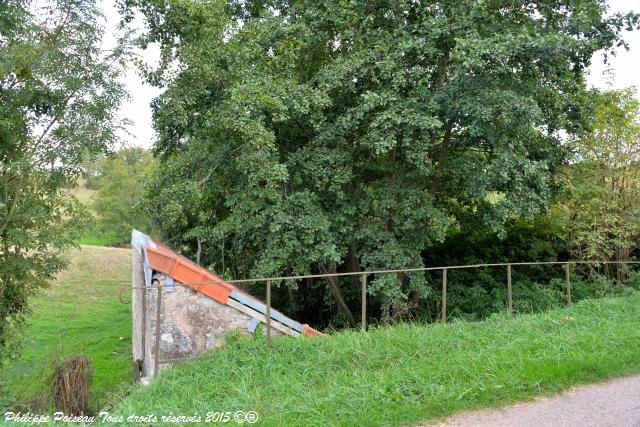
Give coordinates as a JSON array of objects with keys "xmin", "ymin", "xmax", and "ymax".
[
  {"xmin": 319, "ymin": 264, "xmax": 356, "ymax": 327},
  {"xmin": 390, "ymin": 291, "xmax": 421, "ymax": 322},
  {"xmin": 221, "ymin": 239, "xmax": 225, "ymax": 276},
  {"xmin": 196, "ymin": 237, "xmax": 202, "ymax": 266},
  {"xmin": 346, "ymin": 245, "xmax": 361, "ymax": 273},
  {"xmin": 430, "ymin": 119, "xmax": 454, "ymax": 194},
  {"xmin": 616, "ymin": 244, "xmax": 630, "ymax": 282}
]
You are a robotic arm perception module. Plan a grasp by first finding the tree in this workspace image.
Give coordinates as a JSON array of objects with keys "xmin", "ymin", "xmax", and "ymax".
[
  {"xmin": 125, "ymin": 0, "xmax": 637, "ymax": 325},
  {"xmin": 93, "ymin": 147, "xmax": 156, "ymax": 242},
  {"xmin": 0, "ymin": 0, "xmax": 126, "ymax": 363},
  {"xmin": 559, "ymin": 88, "xmax": 640, "ymax": 279}
]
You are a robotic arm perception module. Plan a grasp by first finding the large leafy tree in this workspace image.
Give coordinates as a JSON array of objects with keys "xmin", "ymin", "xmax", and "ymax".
[
  {"xmin": 559, "ymin": 88, "xmax": 640, "ymax": 278},
  {"xmin": 125, "ymin": 0, "xmax": 637, "ymax": 325},
  {"xmin": 0, "ymin": 0, "xmax": 126, "ymax": 362}
]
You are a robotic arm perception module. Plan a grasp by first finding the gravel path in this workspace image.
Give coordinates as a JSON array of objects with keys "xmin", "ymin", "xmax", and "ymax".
[{"xmin": 434, "ymin": 374, "xmax": 640, "ymax": 427}]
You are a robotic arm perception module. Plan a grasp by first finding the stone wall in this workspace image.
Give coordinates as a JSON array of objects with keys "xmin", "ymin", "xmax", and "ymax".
[{"xmin": 134, "ymin": 271, "xmax": 282, "ymax": 378}]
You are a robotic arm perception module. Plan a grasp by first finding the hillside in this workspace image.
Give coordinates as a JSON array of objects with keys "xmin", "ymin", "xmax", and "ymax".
[
  {"xmin": 64, "ymin": 179, "xmax": 97, "ymax": 207},
  {"xmin": 2, "ymin": 245, "xmax": 132, "ymax": 411},
  {"xmin": 115, "ymin": 295, "xmax": 640, "ymax": 426}
]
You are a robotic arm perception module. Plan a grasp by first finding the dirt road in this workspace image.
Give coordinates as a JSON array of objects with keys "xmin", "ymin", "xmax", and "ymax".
[{"xmin": 436, "ymin": 374, "xmax": 640, "ymax": 427}]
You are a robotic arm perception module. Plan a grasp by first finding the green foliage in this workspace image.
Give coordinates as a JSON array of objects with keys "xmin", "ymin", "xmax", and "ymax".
[
  {"xmin": 422, "ymin": 215, "xmax": 568, "ymax": 320},
  {"xmin": 125, "ymin": 0, "xmax": 638, "ymax": 325},
  {"xmin": 115, "ymin": 294, "xmax": 640, "ymax": 426},
  {"xmin": 0, "ymin": 0, "xmax": 126, "ymax": 366},
  {"xmin": 80, "ymin": 156, "xmax": 105, "ymax": 191},
  {"xmin": 558, "ymin": 88, "xmax": 640, "ymax": 271},
  {"xmin": 422, "ymin": 213, "xmax": 640, "ymax": 321},
  {"xmin": 511, "ymin": 279, "xmax": 565, "ymax": 314},
  {"xmin": 0, "ymin": 380, "xmax": 18, "ymax": 413},
  {"xmin": 93, "ymin": 147, "xmax": 156, "ymax": 243}
]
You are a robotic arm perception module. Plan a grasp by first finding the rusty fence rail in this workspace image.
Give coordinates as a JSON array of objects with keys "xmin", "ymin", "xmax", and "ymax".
[{"xmin": 123, "ymin": 260, "xmax": 640, "ymax": 362}]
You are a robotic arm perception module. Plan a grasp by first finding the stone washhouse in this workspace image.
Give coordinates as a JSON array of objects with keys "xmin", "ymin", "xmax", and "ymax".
[{"xmin": 131, "ymin": 229, "xmax": 322, "ymax": 380}]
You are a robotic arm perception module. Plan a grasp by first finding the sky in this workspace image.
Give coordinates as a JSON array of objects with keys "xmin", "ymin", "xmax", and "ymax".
[
  {"xmin": 101, "ymin": 0, "xmax": 640, "ymax": 149},
  {"xmin": 586, "ymin": 0, "xmax": 640, "ymax": 90},
  {"xmin": 102, "ymin": 0, "xmax": 161, "ymax": 149}
]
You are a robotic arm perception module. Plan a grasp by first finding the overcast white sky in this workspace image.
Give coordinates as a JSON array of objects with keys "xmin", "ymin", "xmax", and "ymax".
[
  {"xmin": 101, "ymin": 0, "xmax": 160, "ymax": 149},
  {"xmin": 101, "ymin": 0, "xmax": 640, "ymax": 149}
]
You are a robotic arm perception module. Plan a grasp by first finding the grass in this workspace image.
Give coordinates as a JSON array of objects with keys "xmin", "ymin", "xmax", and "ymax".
[
  {"xmin": 65, "ymin": 181, "xmax": 127, "ymax": 247},
  {"xmin": 77, "ymin": 231, "xmax": 124, "ymax": 247},
  {"xmin": 115, "ymin": 294, "xmax": 640, "ymax": 426},
  {"xmin": 2, "ymin": 245, "xmax": 133, "ymax": 412},
  {"xmin": 64, "ymin": 180, "xmax": 97, "ymax": 207}
]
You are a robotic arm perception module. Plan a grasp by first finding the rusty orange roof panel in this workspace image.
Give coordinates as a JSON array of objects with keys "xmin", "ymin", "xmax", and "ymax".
[
  {"xmin": 303, "ymin": 324, "xmax": 327, "ymax": 337},
  {"xmin": 146, "ymin": 242, "xmax": 233, "ymax": 304},
  {"xmin": 138, "ymin": 232, "xmax": 324, "ymax": 337}
]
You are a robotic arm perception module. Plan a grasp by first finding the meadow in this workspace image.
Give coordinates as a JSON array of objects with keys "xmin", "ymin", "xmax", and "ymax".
[{"xmin": 2, "ymin": 246, "xmax": 133, "ymax": 412}]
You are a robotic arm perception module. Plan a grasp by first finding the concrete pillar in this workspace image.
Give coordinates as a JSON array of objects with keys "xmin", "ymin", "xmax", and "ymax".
[{"xmin": 131, "ymin": 246, "xmax": 146, "ymax": 380}]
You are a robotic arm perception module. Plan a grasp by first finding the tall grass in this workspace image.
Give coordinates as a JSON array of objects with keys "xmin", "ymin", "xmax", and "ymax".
[{"xmin": 115, "ymin": 294, "xmax": 640, "ymax": 426}]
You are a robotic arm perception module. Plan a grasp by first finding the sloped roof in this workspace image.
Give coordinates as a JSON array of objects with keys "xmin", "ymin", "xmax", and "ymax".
[{"xmin": 132, "ymin": 230, "xmax": 323, "ymax": 338}]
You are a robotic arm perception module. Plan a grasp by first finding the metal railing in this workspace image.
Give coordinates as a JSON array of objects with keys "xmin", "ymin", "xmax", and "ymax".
[{"xmin": 125, "ymin": 259, "xmax": 640, "ymax": 364}]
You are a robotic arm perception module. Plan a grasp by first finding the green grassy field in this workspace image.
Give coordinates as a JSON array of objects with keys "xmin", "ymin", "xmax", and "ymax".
[
  {"xmin": 64, "ymin": 180, "xmax": 125, "ymax": 247},
  {"xmin": 64, "ymin": 180, "xmax": 97, "ymax": 206},
  {"xmin": 77, "ymin": 232, "xmax": 124, "ymax": 247},
  {"xmin": 115, "ymin": 294, "xmax": 640, "ymax": 426},
  {"xmin": 2, "ymin": 245, "xmax": 133, "ymax": 412}
]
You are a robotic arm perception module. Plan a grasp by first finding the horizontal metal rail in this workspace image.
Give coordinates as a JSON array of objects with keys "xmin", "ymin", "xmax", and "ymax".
[
  {"xmin": 125, "ymin": 260, "xmax": 640, "ymax": 291},
  {"xmin": 128, "ymin": 259, "xmax": 638, "ymax": 371}
]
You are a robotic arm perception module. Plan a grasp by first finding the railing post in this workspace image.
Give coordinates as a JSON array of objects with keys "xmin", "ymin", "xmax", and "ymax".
[
  {"xmin": 153, "ymin": 285, "xmax": 162, "ymax": 377},
  {"xmin": 507, "ymin": 264, "xmax": 512, "ymax": 315},
  {"xmin": 266, "ymin": 280, "xmax": 272, "ymax": 350},
  {"xmin": 361, "ymin": 273, "xmax": 367, "ymax": 331},
  {"xmin": 441, "ymin": 268, "xmax": 447, "ymax": 323},
  {"xmin": 565, "ymin": 263, "xmax": 572, "ymax": 307}
]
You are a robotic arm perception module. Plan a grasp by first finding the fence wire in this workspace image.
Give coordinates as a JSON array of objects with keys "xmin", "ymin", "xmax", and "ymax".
[{"xmin": 119, "ymin": 259, "xmax": 640, "ymax": 370}]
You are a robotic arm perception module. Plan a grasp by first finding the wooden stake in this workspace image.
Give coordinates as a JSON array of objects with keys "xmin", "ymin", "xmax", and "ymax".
[
  {"xmin": 361, "ymin": 274, "xmax": 367, "ymax": 331},
  {"xmin": 266, "ymin": 280, "xmax": 271, "ymax": 350},
  {"xmin": 566, "ymin": 263, "xmax": 572, "ymax": 306},
  {"xmin": 507, "ymin": 264, "xmax": 513, "ymax": 315}
]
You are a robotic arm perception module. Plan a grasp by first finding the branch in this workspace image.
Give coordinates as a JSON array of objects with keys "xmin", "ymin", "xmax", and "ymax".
[
  {"xmin": 0, "ymin": 173, "xmax": 22, "ymax": 237},
  {"xmin": 430, "ymin": 119, "xmax": 454, "ymax": 194}
]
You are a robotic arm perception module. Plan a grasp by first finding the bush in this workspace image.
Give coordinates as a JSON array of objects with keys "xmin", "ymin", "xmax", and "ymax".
[
  {"xmin": 624, "ymin": 271, "xmax": 640, "ymax": 291},
  {"xmin": 512, "ymin": 279, "xmax": 565, "ymax": 314},
  {"xmin": 442, "ymin": 270, "xmax": 640, "ymax": 322}
]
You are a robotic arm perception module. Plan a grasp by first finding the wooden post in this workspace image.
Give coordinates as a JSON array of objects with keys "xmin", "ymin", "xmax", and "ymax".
[
  {"xmin": 565, "ymin": 263, "xmax": 572, "ymax": 306},
  {"xmin": 153, "ymin": 285, "xmax": 162, "ymax": 377},
  {"xmin": 361, "ymin": 274, "xmax": 367, "ymax": 331},
  {"xmin": 507, "ymin": 264, "xmax": 513, "ymax": 315},
  {"xmin": 441, "ymin": 268, "xmax": 447, "ymax": 323},
  {"xmin": 266, "ymin": 280, "xmax": 272, "ymax": 350}
]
